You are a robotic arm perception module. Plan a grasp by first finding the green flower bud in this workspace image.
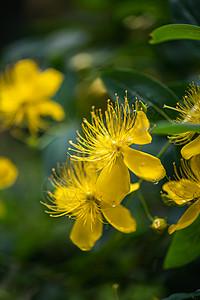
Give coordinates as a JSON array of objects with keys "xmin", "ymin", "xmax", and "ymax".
[{"xmin": 152, "ymin": 217, "xmax": 167, "ymax": 234}]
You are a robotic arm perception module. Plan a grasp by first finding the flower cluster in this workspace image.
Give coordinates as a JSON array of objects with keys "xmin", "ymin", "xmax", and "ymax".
[
  {"xmin": 0, "ymin": 59, "xmax": 65, "ymax": 135},
  {"xmin": 162, "ymin": 82, "xmax": 200, "ymax": 234},
  {"xmin": 43, "ymin": 94, "xmax": 166, "ymax": 250}
]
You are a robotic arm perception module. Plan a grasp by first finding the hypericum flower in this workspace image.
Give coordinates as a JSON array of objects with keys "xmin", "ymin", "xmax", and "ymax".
[
  {"xmin": 42, "ymin": 161, "xmax": 137, "ymax": 251},
  {"xmin": 68, "ymin": 95, "xmax": 166, "ymax": 202},
  {"xmin": 162, "ymin": 155, "xmax": 200, "ymax": 234},
  {"xmin": 165, "ymin": 83, "xmax": 200, "ymax": 159},
  {"xmin": 0, "ymin": 59, "xmax": 65, "ymax": 135},
  {"xmin": 0, "ymin": 157, "xmax": 18, "ymax": 189}
]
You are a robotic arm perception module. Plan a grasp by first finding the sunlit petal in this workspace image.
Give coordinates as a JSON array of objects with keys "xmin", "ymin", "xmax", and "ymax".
[
  {"xmin": 36, "ymin": 69, "xmax": 64, "ymax": 98},
  {"xmin": 12, "ymin": 59, "xmax": 38, "ymax": 83},
  {"xmin": 121, "ymin": 146, "xmax": 166, "ymax": 182},
  {"xmin": 129, "ymin": 183, "xmax": 140, "ymax": 194},
  {"xmin": 70, "ymin": 216, "xmax": 103, "ymax": 251},
  {"xmin": 36, "ymin": 100, "xmax": 65, "ymax": 121},
  {"xmin": 54, "ymin": 187, "xmax": 80, "ymax": 210},
  {"xmin": 168, "ymin": 199, "xmax": 200, "ymax": 234},
  {"xmin": 190, "ymin": 154, "xmax": 200, "ymax": 181},
  {"xmin": 162, "ymin": 179, "xmax": 200, "ymax": 205},
  {"xmin": 96, "ymin": 155, "xmax": 130, "ymax": 206},
  {"xmin": 102, "ymin": 204, "xmax": 136, "ymax": 233},
  {"xmin": 131, "ymin": 111, "xmax": 152, "ymax": 145},
  {"xmin": 181, "ymin": 135, "xmax": 200, "ymax": 159}
]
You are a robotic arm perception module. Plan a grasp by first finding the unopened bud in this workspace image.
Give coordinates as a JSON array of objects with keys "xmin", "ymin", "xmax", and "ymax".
[{"xmin": 152, "ymin": 217, "xmax": 167, "ymax": 234}]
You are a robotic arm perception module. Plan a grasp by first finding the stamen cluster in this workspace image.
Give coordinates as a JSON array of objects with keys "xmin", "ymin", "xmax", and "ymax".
[
  {"xmin": 69, "ymin": 94, "xmax": 138, "ymax": 168},
  {"xmin": 169, "ymin": 83, "xmax": 200, "ymax": 144}
]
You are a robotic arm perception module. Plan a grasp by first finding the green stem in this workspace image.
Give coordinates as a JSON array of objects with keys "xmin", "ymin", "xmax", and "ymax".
[
  {"xmin": 112, "ymin": 284, "xmax": 119, "ymax": 300},
  {"xmin": 137, "ymin": 189, "xmax": 154, "ymax": 222},
  {"xmin": 156, "ymin": 140, "xmax": 171, "ymax": 158},
  {"xmin": 126, "ymin": 190, "xmax": 136, "ymax": 208}
]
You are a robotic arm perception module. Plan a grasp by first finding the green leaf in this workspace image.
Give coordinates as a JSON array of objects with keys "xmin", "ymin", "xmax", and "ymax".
[
  {"xmin": 151, "ymin": 121, "xmax": 200, "ymax": 135},
  {"xmin": 101, "ymin": 69, "xmax": 179, "ymax": 122},
  {"xmin": 164, "ymin": 216, "xmax": 200, "ymax": 269},
  {"xmin": 169, "ymin": 0, "xmax": 200, "ymax": 59},
  {"xmin": 161, "ymin": 289, "xmax": 200, "ymax": 300},
  {"xmin": 149, "ymin": 24, "xmax": 200, "ymax": 44}
]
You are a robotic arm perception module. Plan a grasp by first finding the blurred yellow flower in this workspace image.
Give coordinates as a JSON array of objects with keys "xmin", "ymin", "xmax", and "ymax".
[
  {"xmin": 69, "ymin": 95, "xmax": 166, "ymax": 205},
  {"xmin": 0, "ymin": 59, "xmax": 65, "ymax": 135},
  {"xmin": 42, "ymin": 161, "xmax": 136, "ymax": 251},
  {"xmin": 0, "ymin": 157, "xmax": 18, "ymax": 189},
  {"xmin": 166, "ymin": 83, "xmax": 200, "ymax": 159},
  {"xmin": 162, "ymin": 155, "xmax": 200, "ymax": 234}
]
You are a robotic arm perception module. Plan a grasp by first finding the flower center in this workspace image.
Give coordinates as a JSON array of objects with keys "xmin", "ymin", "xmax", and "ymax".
[
  {"xmin": 86, "ymin": 192, "xmax": 97, "ymax": 202},
  {"xmin": 111, "ymin": 140, "xmax": 121, "ymax": 153}
]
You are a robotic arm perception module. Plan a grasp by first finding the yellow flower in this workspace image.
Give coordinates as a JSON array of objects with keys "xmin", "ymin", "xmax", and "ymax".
[
  {"xmin": 69, "ymin": 95, "xmax": 166, "ymax": 204},
  {"xmin": 0, "ymin": 157, "xmax": 18, "ymax": 189},
  {"xmin": 0, "ymin": 59, "xmax": 65, "ymax": 135},
  {"xmin": 166, "ymin": 83, "xmax": 200, "ymax": 159},
  {"xmin": 162, "ymin": 155, "xmax": 200, "ymax": 234},
  {"xmin": 42, "ymin": 161, "xmax": 137, "ymax": 251}
]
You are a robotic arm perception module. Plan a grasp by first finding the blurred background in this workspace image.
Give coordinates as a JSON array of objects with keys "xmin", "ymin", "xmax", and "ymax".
[{"xmin": 0, "ymin": 0, "xmax": 200, "ymax": 299}]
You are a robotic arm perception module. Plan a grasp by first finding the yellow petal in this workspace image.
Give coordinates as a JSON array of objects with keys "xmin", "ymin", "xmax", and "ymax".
[
  {"xmin": 12, "ymin": 59, "xmax": 38, "ymax": 84},
  {"xmin": 168, "ymin": 199, "xmax": 200, "ymax": 234},
  {"xmin": 36, "ymin": 100, "xmax": 65, "ymax": 121},
  {"xmin": 24, "ymin": 107, "xmax": 40, "ymax": 134},
  {"xmin": 54, "ymin": 187, "xmax": 78, "ymax": 210},
  {"xmin": 181, "ymin": 135, "xmax": 200, "ymax": 159},
  {"xmin": 0, "ymin": 157, "xmax": 18, "ymax": 189},
  {"xmin": 129, "ymin": 183, "xmax": 140, "ymax": 193},
  {"xmin": 36, "ymin": 69, "xmax": 64, "ymax": 98},
  {"xmin": 121, "ymin": 146, "xmax": 166, "ymax": 182},
  {"xmin": 84, "ymin": 162, "xmax": 98, "ymax": 186},
  {"xmin": 131, "ymin": 111, "xmax": 152, "ymax": 145},
  {"xmin": 162, "ymin": 179, "xmax": 200, "ymax": 205},
  {"xmin": 102, "ymin": 204, "xmax": 136, "ymax": 233},
  {"xmin": 96, "ymin": 155, "xmax": 130, "ymax": 206},
  {"xmin": 70, "ymin": 216, "xmax": 103, "ymax": 251},
  {"xmin": 190, "ymin": 155, "xmax": 200, "ymax": 181}
]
